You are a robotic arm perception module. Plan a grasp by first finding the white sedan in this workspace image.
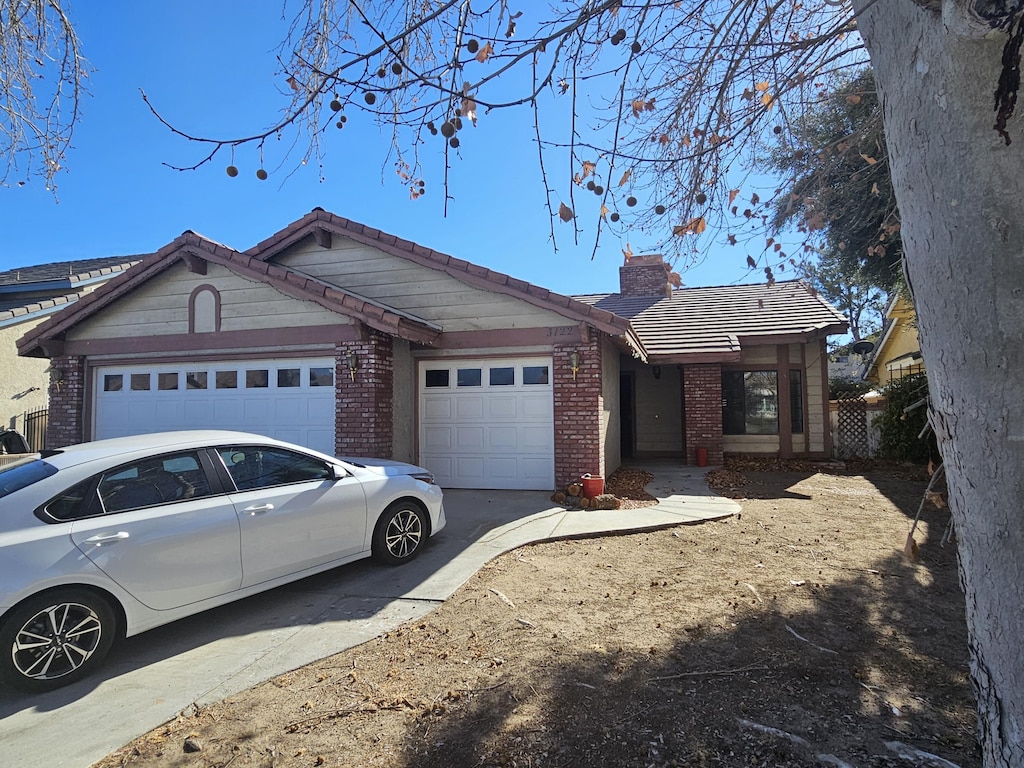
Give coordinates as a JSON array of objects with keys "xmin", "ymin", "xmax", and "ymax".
[{"xmin": 0, "ymin": 430, "xmax": 445, "ymax": 692}]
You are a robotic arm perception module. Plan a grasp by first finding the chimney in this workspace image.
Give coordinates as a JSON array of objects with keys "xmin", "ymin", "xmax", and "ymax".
[{"xmin": 619, "ymin": 255, "xmax": 671, "ymax": 297}]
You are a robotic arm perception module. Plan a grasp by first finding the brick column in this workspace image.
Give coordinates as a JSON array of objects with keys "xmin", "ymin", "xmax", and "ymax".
[
  {"xmin": 683, "ymin": 364, "xmax": 724, "ymax": 465},
  {"xmin": 335, "ymin": 331, "xmax": 394, "ymax": 458},
  {"xmin": 553, "ymin": 334, "xmax": 604, "ymax": 489},
  {"xmin": 45, "ymin": 355, "xmax": 87, "ymax": 449}
]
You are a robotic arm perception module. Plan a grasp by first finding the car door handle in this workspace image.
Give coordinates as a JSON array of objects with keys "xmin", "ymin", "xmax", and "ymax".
[
  {"xmin": 84, "ymin": 532, "xmax": 130, "ymax": 545},
  {"xmin": 243, "ymin": 504, "xmax": 275, "ymax": 516}
]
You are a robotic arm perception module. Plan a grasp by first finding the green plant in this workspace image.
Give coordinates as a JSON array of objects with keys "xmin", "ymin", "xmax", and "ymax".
[
  {"xmin": 876, "ymin": 373, "xmax": 937, "ymax": 463},
  {"xmin": 829, "ymin": 377, "xmax": 873, "ymax": 399}
]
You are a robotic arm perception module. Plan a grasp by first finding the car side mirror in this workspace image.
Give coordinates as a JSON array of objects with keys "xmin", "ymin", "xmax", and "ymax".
[{"xmin": 330, "ymin": 464, "xmax": 349, "ymax": 481}]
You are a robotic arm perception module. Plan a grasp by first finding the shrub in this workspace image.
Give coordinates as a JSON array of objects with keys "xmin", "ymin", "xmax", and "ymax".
[
  {"xmin": 876, "ymin": 373, "xmax": 937, "ymax": 462},
  {"xmin": 830, "ymin": 377, "xmax": 873, "ymax": 399}
]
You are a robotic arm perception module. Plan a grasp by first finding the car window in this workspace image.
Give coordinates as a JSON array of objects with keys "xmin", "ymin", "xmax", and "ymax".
[
  {"xmin": 42, "ymin": 478, "xmax": 101, "ymax": 521},
  {"xmin": 218, "ymin": 446, "xmax": 332, "ymax": 491},
  {"xmin": 97, "ymin": 451, "xmax": 214, "ymax": 514},
  {"xmin": 1, "ymin": 459, "xmax": 60, "ymax": 500}
]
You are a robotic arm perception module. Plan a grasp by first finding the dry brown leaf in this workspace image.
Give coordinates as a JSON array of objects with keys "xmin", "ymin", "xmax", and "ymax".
[
  {"xmin": 668, "ymin": 271, "xmax": 683, "ymax": 288},
  {"xmin": 558, "ymin": 203, "xmax": 575, "ymax": 222},
  {"xmin": 476, "ymin": 42, "xmax": 494, "ymax": 63},
  {"xmin": 846, "ymin": 94, "xmax": 862, "ymax": 104},
  {"xmin": 746, "ymin": 255, "xmax": 757, "ymax": 268},
  {"xmin": 618, "ymin": 169, "xmax": 632, "ymax": 187},
  {"xmin": 860, "ymin": 153, "xmax": 878, "ymax": 165},
  {"xmin": 728, "ymin": 189, "xmax": 740, "ymax": 205},
  {"xmin": 925, "ymin": 489, "xmax": 948, "ymax": 509},
  {"xmin": 600, "ymin": 204, "xmax": 610, "ymax": 219},
  {"xmin": 755, "ymin": 81, "xmax": 770, "ymax": 92},
  {"xmin": 286, "ymin": 75, "xmax": 300, "ymax": 91},
  {"xmin": 728, "ymin": 234, "xmax": 738, "ymax": 245},
  {"xmin": 903, "ymin": 534, "xmax": 920, "ymax": 562},
  {"xmin": 622, "ymin": 243, "xmax": 634, "ymax": 261},
  {"xmin": 658, "ymin": 134, "xmax": 670, "ymax": 146},
  {"xmin": 673, "ymin": 216, "xmax": 706, "ymax": 236}
]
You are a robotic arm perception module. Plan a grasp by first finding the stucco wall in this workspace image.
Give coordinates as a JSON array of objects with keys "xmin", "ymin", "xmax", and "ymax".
[
  {"xmin": 391, "ymin": 338, "xmax": 415, "ymax": 463},
  {"xmin": 601, "ymin": 337, "xmax": 621, "ymax": 476},
  {"xmin": 1, "ymin": 318, "xmax": 50, "ymax": 433}
]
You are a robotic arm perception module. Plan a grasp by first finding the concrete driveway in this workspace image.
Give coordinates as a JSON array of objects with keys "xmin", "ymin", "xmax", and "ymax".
[{"xmin": 0, "ymin": 466, "xmax": 738, "ymax": 768}]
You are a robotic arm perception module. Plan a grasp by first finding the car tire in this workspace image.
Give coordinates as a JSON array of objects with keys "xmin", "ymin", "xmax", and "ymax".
[
  {"xmin": 0, "ymin": 588, "xmax": 117, "ymax": 692},
  {"xmin": 372, "ymin": 501, "xmax": 427, "ymax": 566}
]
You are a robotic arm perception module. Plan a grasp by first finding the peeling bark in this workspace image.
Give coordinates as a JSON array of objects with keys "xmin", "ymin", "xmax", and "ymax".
[{"xmin": 854, "ymin": 1, "xmax": 1024, "ymax": 765}]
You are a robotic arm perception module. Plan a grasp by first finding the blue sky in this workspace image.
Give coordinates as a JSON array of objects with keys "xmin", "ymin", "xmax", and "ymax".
[{"xmin": 1, "ymin": 1, "xmax": 771, "ymax": 296}]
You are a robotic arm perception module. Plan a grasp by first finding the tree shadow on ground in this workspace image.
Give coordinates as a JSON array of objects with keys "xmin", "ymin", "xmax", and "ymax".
[{"xmin": 376, "ymin": 474, "xmax": 976, "ymax": 768}]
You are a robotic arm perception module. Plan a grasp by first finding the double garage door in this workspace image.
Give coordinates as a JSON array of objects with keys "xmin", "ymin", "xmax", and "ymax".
[
  {"xmin": 92, "ymin": 358, "xmax": 337, "ymax": 456},
  {"xmin": 418, "ymin": 356, "xmax": 554, "ymax": 490},
  {"xmin": 93, "ymin": 355, "xmax": 555, "ymax": 490}
]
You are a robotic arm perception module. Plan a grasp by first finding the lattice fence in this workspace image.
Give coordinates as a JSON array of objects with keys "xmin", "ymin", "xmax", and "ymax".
[{"xmin": 834, "ymin": 393, "xmax": 869, "ymax": 459}]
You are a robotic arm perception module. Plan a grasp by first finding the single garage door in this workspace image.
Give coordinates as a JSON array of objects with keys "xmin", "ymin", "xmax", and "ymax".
[
  {"xmin": 93, "ymin": 358, "xmax": 336, "ymax": 455},
  {"xmin": 418, "ymin": 356, "xmax": 554, "ymax": 490}
]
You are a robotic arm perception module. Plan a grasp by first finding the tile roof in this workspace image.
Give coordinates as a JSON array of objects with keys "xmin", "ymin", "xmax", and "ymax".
[
  {"xmin": 0, "ymin": 256, "xmax": 143, "ymax": 288},
  {"xmin": 575, "ymin": 280, "xmax": 847, "ymax": 362}
]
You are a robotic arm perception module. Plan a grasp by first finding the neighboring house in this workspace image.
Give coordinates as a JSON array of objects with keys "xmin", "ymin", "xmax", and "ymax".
[
  {"xmin": 1, "ymin": 257, "xmax": 140, "ymax": 445},
  {"xmin": 865, "ymin": 293, "xmax": 922, "ymax": 386},
  {"xmin": 18, "ymin": 210, "xmax": 847, "ymax": 489}
]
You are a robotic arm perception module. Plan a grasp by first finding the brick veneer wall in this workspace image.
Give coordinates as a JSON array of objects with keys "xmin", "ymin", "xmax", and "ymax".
[
  {"xmin": 45, "ymin": 355, "xmax": 86, "ymax": 449},
  {"xmin": 619, "ymin": 255, "xmax": 670, "ymax": 297},
  {"xmin": 553, "ymin": 334, "xmax": 604, "ymax": 489},
  {"xmin": 683, "ymin": 364, "xmax": 724, "ymax": 465},
  {"xmin": 336, "ymin": 331, "xmax": 394, "ymax": 458}
]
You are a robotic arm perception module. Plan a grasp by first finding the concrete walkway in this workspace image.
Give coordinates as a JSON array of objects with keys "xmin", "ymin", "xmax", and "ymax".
[{"xmin": 0, "ymin": 464, "xmax": 738, "ymax": 768}]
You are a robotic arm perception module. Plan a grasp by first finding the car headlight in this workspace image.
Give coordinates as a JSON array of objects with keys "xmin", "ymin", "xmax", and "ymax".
[{"xmin": 410, "ymin": 471, "xmax": 436, "ymax": 485}]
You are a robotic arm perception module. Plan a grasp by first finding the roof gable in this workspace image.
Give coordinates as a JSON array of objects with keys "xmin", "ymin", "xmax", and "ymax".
[
  {"xmin": 245, "ymin": 209, "xmax": 634, "ymax": 342},
  {"xmin": 17, "ymin": 232, "xmax": 443, "ymax": 357}
]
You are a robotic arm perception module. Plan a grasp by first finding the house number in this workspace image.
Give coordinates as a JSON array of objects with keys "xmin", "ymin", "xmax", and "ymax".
[{"xmin": 545, "ymin": 326, "xmax": 575, "ymax": 338}]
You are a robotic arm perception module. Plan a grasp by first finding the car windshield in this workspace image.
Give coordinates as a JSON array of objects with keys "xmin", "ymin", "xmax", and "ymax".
[{"xmin": 0, "ymin": 459, "xmax": 60, "ymax": 500}]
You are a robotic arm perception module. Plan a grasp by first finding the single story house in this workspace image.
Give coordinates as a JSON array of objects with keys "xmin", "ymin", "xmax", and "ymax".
[
  {"xmin": 18, "ymin": 210, "xmax": 847, "ymax": 490},
  {"xmin": 1, "ymin": 257, "xmax": 139, "ymax": 445}
]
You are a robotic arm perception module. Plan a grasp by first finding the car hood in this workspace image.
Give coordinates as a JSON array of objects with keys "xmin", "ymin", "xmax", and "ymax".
[{"xmin": 337, "ymin": 457, "xmax": 431, "ymax": 477}]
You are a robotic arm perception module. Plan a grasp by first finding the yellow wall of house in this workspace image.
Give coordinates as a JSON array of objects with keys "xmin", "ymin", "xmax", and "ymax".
[{"xmin": 871, "ymin": 295, "xmax": 922, "ymax": 386}]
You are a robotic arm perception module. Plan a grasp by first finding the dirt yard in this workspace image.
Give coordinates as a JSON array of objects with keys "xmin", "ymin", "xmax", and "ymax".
[{"xmin": 97, "ymin": 462, "xmax": 978, "ymax": 768}]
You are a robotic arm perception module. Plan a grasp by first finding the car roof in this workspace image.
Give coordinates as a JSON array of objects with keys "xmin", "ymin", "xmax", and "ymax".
[{"xmin": 43, "ymin": 431, "xmax": 291, "ymax": 469}]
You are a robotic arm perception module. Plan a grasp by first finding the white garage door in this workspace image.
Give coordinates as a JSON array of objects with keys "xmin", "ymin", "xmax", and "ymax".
[
  {"xmin": 93, "ymin": 358, "xmax": 336, "ymax": 456},
  {"xmin": 418, "ymin": 357, "xmax": 554, "ymax": 490}
]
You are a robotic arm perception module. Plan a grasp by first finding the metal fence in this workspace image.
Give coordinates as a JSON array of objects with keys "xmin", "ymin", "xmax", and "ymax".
[{"xmin": 23, "ymin": 406, "xmax": 48, "ymax": 451}]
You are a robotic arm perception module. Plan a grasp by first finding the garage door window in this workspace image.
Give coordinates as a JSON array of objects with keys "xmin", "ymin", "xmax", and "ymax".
[
  {"xmin": 523, "ymin": 366, "xmax": 549, "ymax": 385},
  {"xmin": 489, "ymin": 367, "xmax": 514, "ymax": 386},
  {"xmin": 104, "ymin": 374, "xmax": 123, "ymax": 392},
  {"xmin": 246, "ymin": 369, "xmax": 269, "ymax": 388},
  {"xmin": 158, "ymin": 373, "xmax": 178, "ymax": 391},
  {"xmin": 310, "ymin": 367, "xmax": 333, "ymax": 387},
  {"xmin": 278, "ymin": 368, "xmax": 300, "ymax": 388},
  {"xmin": 457, "ymin": 368, "xmax": 482, "ymax": 387},
  {"xmin": 186, "ymin": 371, "xmax": 207, "ymax": 389},
  {"xmin": 216, "ymin": 371, "xmax": 237, "ymax": 389},
  {"xmin": 425, "ymin": 369, "xmax": 449, "ymax": 388}
]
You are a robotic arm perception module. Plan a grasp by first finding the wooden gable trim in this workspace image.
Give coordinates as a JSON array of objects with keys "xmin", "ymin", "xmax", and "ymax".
[
  {"xmin": 180, "ymin": 249, "xmax": 208, "ymax": 275},
  {"xmin": 313, "ymin": 226, "xmax": 332, "ymax": 249}
]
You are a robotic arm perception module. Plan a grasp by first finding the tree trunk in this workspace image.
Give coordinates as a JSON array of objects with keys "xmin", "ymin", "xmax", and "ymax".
[{"xmin": 854, "ymin": 1, "xmax": 1024, "ymax": 765}]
